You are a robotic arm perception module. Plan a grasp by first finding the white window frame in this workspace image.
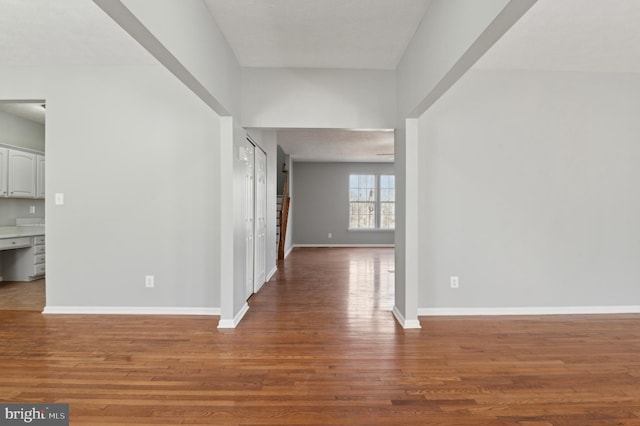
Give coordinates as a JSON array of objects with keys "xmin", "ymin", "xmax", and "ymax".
[{"xmin": 348, "ymin": 174, "xmax": 395, "ymax": 231}]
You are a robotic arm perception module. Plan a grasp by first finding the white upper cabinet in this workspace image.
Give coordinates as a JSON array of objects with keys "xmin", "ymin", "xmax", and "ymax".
[
  {"xmin": 36, "ymin": 154, "xmax": 45, "ymax": 199},
  {"xmin": 7, "ymin": 149, "xmax": 36, "ymax": 198},
  {"xmin": 0, "ymin": 146, "xmax": 44, "ymax": 199},
  {"xmin": 0, "ymin": 147, "xmax": 7, "ymax": 197}
]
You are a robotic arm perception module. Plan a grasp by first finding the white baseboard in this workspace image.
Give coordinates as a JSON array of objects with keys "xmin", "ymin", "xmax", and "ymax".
[
  {"xmin": 294, "ymin": 244, "xmax": 395, "ymax": 248},
  {"xmin": 266, "ymin": 266, "xmax": 278, "ymax": 281},
  {"xmin": 217, "ymin": 303, "xmax": 249, "ymax": 328},
  {"xmin": 418, "ymin": 306, "xmax": 640, "ymax": 316},
  {"xmin": 392, "ymin": 306, "xmax": 421, "ymax": 329},
  {"xmin": 284, "ymin": 245, "xmax": 294, "ymax": 258},
  {"xmin": 43, "ymin": 306, "xmax": 220, "ymax": 315}
]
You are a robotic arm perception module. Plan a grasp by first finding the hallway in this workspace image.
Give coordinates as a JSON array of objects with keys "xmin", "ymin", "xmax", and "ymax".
[{"xmin": 245, "ymin": 247, "xmax": 396, "ymax": 329}]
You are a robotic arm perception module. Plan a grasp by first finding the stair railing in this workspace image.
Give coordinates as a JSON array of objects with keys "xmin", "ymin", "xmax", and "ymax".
[{"xmin": 278, "ymin": 165, "xmax": 290, "ymax": 260}]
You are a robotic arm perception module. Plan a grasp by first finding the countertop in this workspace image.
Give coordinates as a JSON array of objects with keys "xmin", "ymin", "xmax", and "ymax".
[{"xmin": 0, "ymin": 226, "xmax": 46, "ymax": 238}]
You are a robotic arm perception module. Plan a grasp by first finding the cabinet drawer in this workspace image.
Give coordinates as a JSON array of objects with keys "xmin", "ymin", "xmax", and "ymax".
[
  {"xmin": 34, "ymin": 245, "xmax": 45, "ymax": 255},
  {"xmin": 34, "ymin": 235, "xmax": 45, "ymax": 245},
  {"xmin": 0, "ymin": 237, "xmax": 31, "ymax": 250},
  {"xmin": 34, "ymin": 254, "xmax": 46, "ymax": 265},
  {"xmin": 33, "ymin": 263, "xmax": 46, "ymax": 276}
]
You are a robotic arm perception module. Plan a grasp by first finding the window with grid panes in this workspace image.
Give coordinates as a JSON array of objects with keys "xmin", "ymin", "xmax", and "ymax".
[{"xmin": 349, "ymin": 174, "xmax": 395, "ymax": 230}]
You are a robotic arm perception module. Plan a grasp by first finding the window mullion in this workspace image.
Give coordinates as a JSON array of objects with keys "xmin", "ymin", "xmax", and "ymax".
[{"xmin": 376, "ymin": 174, "xmax": 381, "ymax": 229}]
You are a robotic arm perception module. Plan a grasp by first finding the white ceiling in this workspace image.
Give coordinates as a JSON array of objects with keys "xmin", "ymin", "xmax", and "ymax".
[
  {"xmin": 0, "ymin": 0, "xmax": 154, "ymax": 66},
  {"xmin": 276, "ymin": 129, "xmax": 394, "ymax": 163},
  {"xmin": 474, "ymin": 0, "xmax": 640, "ymax": 72},
  {"xmin": 203, "ymin": 0, "xmax": 429, "ymax": 161},
  {"xmin": 203, "ymin": 0, "xmax": 431, "ymax": 70},
  {"xmin": 2, "ymin": 0, "xmax": 638, "ymax": 162}
]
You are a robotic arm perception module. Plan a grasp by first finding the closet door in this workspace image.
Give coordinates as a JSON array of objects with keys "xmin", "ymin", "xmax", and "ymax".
[
  {"xmin": 244, "ymin": 141, "xmax": 255, "ymax": 300},
  {"xmin": 254, "ymin": 147, "xmax": 267, "ymax": 293}
]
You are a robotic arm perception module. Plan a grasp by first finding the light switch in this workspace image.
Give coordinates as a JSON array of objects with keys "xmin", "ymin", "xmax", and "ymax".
[
  {"xmin": 55, "ymin": 193, "xmax": 64, "ymax": 205},
  {"xmin": 29, "ymin": 205, "xmax": 36, "ymax": 214}
]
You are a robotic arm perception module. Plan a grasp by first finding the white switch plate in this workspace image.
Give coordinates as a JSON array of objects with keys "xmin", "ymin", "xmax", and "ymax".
[
  {"xmin": 450, "ymin": 276, "xmax": 459, "ymax": 289},
  {"xmin": 145, "ymin": 275, "xmax": 155, "ymax": 288},
  {"xmin": 55, "ymin": 193, "xmax": 64, "ymax": 205}
]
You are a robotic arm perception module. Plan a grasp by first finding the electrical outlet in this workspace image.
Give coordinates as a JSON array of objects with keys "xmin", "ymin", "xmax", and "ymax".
[
  {"xmin": 328, "ymin": 233, "xmax": 332, "ymax": 239},
  {"xmin": 29, "ymin": 205, "xmax": 35, "ymax": 214},
  {"xmin": 450, "ymin": 276, "xmax": 459, "ymax": 289},
  {"xmin": 145, "ymin": 275, "xmax": 155, "ymax": 288}
]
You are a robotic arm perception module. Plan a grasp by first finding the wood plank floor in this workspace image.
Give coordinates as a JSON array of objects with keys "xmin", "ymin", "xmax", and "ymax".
[
  {"xmin": 0, "ymin": 278, "xmax": 45, "ymax": 311},
  {"xmin": 1, "ymin": 247, "xmax": 640, "ymax": 425}
]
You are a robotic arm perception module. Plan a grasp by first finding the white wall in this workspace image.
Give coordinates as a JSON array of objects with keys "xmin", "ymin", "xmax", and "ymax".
[
  {"xmin": 231, "ymin": 123, "xmax": 250, "ymax": 314},
  {"xmin": 242, "ymin": 68, "xmax": 396, "ymax": 129},
  {"xmin": 120, "ymin": 0, "xmax": 241, "ymax": 117},
  {"xmin": 418, "ymin": 69, "xmax": 640, "ymax": 310},
  {"xmin": 0, "ymin": 110, "xmax": 45, "ymax": 152},
  {"xmin": 393, "ymin": 0, "xmax": 534, "ymax": 326},
  {"xmin": 0, "ymin": 65, "xmax": 221, "ymax": 310},
  {"xmin": 0, "ymin": 200, "xmax": 45, "ymax": 227},
  {"xmin": 396, "ymin": 0, "xmax": 534, "ymax": 119}
]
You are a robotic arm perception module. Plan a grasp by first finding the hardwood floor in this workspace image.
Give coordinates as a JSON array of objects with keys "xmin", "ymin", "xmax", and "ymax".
[
  {"xmin": 0, "ymin": 278, "xmax": 45, "ymax": 311},
  {"xmin": 1, "ymin": 247, "xmax": 640, "ymax": 425}
]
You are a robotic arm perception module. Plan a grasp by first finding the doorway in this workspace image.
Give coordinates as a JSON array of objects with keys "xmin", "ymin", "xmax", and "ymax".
[{"xmin": 0, "ymin": 100, "xmax": 46, "ymax": 312}]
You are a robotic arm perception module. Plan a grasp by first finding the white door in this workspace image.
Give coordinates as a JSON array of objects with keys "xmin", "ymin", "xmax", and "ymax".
[
  {"xmin": 254, "ymin": 147, "xmax": 267, "ymax": 293},
  {"xmin": 245, "ymin": 141, "xmax": 255, "ymax": 300}
]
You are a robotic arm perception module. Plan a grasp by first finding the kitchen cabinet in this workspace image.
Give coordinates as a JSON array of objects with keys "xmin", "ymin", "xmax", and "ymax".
[
  {"xmin": 36, "ymin": 154, "xmax": 45, "ymax": 199},
  {"xmin": 0, "ymin": 236, "xmax": 31, "ymax": 251},
  {"xmin": 0, "ymin": 147, "xmax": 7, "ymax": 197},
  {"xmin": 1, "ymin": 235, "xmax": 45, "ymax": 281},
  {"xmin": 0, "ymin": 145, "xmax": 44, "ymax": 199},
  {"xmin": 7, "ymin": 149, "xmax": 36, "ymax": 198}
]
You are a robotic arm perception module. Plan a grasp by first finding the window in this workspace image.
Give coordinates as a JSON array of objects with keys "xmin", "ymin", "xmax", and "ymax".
[
  {"xmin": 379, "ymin": 175, "xmax": 395, "ymax": 229},
  {"xmin": 349, "ymin": 174, "xmax": 395, "ymax": 230}
]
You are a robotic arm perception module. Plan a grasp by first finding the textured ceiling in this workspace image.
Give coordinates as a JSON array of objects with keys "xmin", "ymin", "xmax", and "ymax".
[
  {"xmin": 5, "ymin": 0, "xmax": 636, "ymax": 162},
  {"xmin": 203, "ymin": 0, "xmax": 431, "ymax": 69},
  {"xmin": 0, "ymin": 0, "xmax": 154, "ymax": 66},
  {"xmin": 475, "ymin": 0, "xmax": 640, "ymax": 72},
  {"xmin": 276, "ymin": 129, "xmax": 394, "ymax": 163}
]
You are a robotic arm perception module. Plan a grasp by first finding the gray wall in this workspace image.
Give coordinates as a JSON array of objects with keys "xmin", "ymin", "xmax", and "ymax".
[
  {"xmin": 418, "ymin": 69, "xmax": 640, "ymax": 309},
  {"xmin": 284, "ymin": 156, "xmax": 294, "ymax": 255},
  {"xmin": 0, "ymin": 65, "xmax": 221, "ymax": 310},
  {"xmin": 0, "ymin": 109, "xmax": 45, "ymax": 152},
  {"xmin": 0, "ymin": 200, "xmax": 45, "ymax": 226},
  {"xmin": 292, "ymin": 162, "xmax": 395, "ymax": 246}
]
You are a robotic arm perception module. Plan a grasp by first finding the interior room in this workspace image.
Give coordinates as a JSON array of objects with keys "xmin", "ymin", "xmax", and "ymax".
[
  {"xmin": 1, "ymin": 0, "xmax": 639, "ymax": 423},
  {"xmin": 0, "ymin": 101, "xmax": 46, "ymax": 311}
]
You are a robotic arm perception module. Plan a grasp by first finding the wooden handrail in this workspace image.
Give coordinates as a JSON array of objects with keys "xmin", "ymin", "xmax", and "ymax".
[{"xmin": 278, "ymin": 166, "xmax": 290, "ymax": 260}]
